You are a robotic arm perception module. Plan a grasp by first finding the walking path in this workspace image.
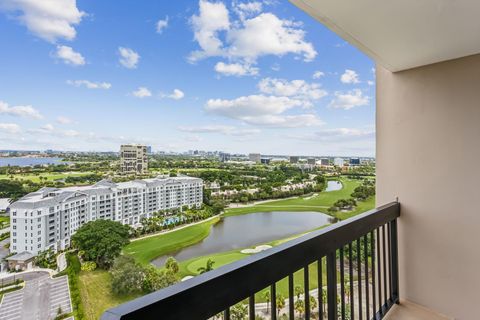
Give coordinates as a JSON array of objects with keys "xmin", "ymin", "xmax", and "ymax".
[{"xmin": 56, "ymin": 253, "xmax": 67, "ymax": 272}]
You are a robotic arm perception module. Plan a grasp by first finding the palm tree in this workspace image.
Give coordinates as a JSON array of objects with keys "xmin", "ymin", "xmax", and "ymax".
[
  {"xmin": 276, "ymin": 294, "xmax": 286, "ymax": 317},
  {"xmin": 263, "ymin": 290, "xmax": 270, "ymax": 314},
  {"xmin": 309, "ymin": 296, "xmax": 318, "ymax": 318},
  {"xmin": 197, "ymin": 258, "xmax": 215, "ymax": 274},
  {"xmin": 294, "ymin": 298, "xmax": 305, "ymax": 318}
]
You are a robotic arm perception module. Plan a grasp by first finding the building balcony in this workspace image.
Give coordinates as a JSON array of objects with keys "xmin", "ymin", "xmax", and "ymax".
[{"xmin": 101, "ymin": 202, "xmax": 426, "ymax": 320}]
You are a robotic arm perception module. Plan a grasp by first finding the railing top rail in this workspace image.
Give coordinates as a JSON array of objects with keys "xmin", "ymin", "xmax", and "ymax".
[{"xmin": 102, "ymin": 201, "xmax": 400, "ymax": 320}]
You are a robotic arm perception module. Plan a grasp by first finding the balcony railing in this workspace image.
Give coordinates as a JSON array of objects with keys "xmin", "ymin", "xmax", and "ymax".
[{"xmin": 102, "ymin": 202, "xmax": 400, "ymax": 320}]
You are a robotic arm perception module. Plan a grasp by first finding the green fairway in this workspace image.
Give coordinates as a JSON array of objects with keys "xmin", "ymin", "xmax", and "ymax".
[
  {"xmin": 224, "ymin": 178, "xmax": 373, "ymax": 220},
  {"xmin": 123, "ymin": 217, "xmax": 220, "ymax": 265},
  {"xmin": 0, "ymin": 171, "xmax": 94, "ymax": 183}
]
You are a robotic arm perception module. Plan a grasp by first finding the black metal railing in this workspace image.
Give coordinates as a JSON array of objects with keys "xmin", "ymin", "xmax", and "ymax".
[{"xmin": 102, "ymin": 202, "xmax": 400, "ymax": 320}]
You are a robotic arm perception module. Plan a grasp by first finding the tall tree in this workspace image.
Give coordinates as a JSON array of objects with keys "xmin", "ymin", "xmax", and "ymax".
[
  {"xmin": 110, "ymin": 256, "xmax": 144, "ymax": 295},
  {"xmin": 71, "ymin": 219, "xmax": 131, "ymax": 269}
]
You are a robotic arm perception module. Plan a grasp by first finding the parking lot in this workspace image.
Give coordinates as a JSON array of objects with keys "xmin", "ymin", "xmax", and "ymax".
[{"xmin": 0, "ymin": 274, "xmax": 72, "ymax": 320}]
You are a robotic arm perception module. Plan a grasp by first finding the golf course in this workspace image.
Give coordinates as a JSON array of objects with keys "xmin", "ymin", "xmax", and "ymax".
[{"xmin": 79, "ymin": 177, "xmax": 375, "ymax": 318}]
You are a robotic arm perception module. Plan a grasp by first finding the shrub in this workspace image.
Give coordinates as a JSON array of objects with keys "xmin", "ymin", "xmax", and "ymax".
[{"xmin": 80, "ymin": 261, "xmax": 97, "ymax": 272}]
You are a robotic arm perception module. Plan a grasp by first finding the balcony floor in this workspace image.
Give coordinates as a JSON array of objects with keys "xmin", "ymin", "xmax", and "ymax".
[{"xmin": 385, "ymin": 300, "xmax": 452, "ymax": 320}]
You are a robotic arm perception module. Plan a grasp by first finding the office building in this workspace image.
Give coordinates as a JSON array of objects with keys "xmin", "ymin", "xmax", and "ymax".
[
  {"xmin": 8, "ymin": 176, "xmax": 203, "ymax": 255},
  {"xmin": 219, "ymin": 152, "xmax": 231, "ymax": 162},
  {"xmin": 349, "ymin": 158, "xmax": 361, "ymax": 166},
  {"xmin": 289, "ymin": 156, "xmax": 299, "ymax": 164},
  {"xmin": 320, "ymin": 158, "xmax": 329, "ymax": 166},
  {"xmin": 120, "ymin": 144, "xmax": 148, "ymax": 175},
  {"xmin": 334, "ymin": 157, "xmax": 345, "ymax": 167},
  {"xmin": 260, "ymin": 158, "xmax": 271, "ymax": 165},
  {"xmin": 249, "ymin": 153, "xmax": 261, "ymax": 163},
  {"xmin": 307, "ymin": 158, "xmax": 316, "ymax": 165}
]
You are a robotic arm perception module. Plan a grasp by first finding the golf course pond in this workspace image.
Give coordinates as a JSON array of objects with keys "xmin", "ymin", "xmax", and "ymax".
[
  {"xmin": 152, "ymin": 211, "xmax": 334, "ymax": 267},
  {"xmin": 325, "ymin": 180, "xmax": 342, "ymax": 192}
]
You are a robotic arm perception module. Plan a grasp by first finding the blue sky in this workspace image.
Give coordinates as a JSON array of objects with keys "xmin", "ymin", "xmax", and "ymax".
[{"xmin": 0, "ymin": 0, "xmax": 375, "ymax": 156}]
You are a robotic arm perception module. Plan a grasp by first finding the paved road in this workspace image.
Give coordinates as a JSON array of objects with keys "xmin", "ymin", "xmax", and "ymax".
[{"xmin": 0, "ymin": 274, "xmax": 72, "ymax": 320}]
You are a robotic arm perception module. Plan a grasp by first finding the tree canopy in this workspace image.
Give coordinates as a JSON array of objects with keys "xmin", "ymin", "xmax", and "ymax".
[{"xmin": 71, "ymin": 219, "xmax": 131, "ymax": 269}]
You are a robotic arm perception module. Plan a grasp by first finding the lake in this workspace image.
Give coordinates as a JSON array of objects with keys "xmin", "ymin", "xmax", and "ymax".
[
  {"xmin": 325, "ymin": 180, "xmax": 342, "ymax": 192},
  {"xmin": 152, "ymin": 211, "xmax": 334, "ymax": 267},
  {"xmin": 0, "ymin": 157, "xmax": 66, "ymax": 167}
]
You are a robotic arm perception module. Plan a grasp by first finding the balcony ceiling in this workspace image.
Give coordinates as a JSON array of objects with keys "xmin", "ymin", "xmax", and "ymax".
[{"xmin": 290, "ymin": 0, "xmax": 480, "ymax": 71}]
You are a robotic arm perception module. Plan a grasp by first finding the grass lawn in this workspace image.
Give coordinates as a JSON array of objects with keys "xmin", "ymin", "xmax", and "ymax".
[
  {"xmin": 224, "ymin": 178, "xmax": 372, "ymax": 220},
  {"xmin": 79, "ymin": 270, "xmax": 142, "ymax": 320},
  {"xmin": 0, "ymin": 171, "xmax": 94, "ymax": 183},
  {"xmin": 123, "ymin": 217, "xmax": 220, "ymax": 265}
]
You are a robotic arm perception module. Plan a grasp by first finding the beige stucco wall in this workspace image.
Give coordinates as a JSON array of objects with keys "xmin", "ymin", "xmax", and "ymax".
[{"xmin": 376, "ymin": 54, "xmax": 480, "ymax": 319}]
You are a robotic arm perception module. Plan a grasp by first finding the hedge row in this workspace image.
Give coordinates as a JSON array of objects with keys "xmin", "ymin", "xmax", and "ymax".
[{"xmin": 65, "ymin": 252, "xmax": 85, "ymax": 320}]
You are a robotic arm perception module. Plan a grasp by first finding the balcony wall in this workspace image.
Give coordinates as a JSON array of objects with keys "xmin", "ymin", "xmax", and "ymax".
[{"xmin": 376, "ymin": 53, "xmax": 480, "ymax": 319}]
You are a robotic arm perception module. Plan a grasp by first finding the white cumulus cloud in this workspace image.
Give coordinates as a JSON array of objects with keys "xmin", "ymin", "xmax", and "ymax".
[
  {"xmin": 312, "ymin": 71, "xmax": 325, "ymax": 79},
  {"xmin": 118, "ymin": 47, "xmax": 140, "ymax": 69},
  {"xmin": 169, "ymin": 89, "xmax": 184, "ymax": 100},
  {"xmin": 214, "ymin": 62, "xmax": 258, "ymax": 77},
  {"xmin": 156, "ymin": 16, "xmax": 169, "ymax": 34},
  {"xmin": 189, "ymin": 1, "xmax": 316, "ymax": 64},
  {"xmin": 190, "ymin": 0, "xmax": 230, "ymax": 61},
  {"xmin": 227, "ymin": 13, "xmax": 316, "ymax": 63},
  {"xmin": 329, "ymin": 89, "xmax": 369, "ymax": 110},
  {"xmin": 258, "ymin": 78, "xmax": 327, "ymax": 102},
  {"xmin": 0, "ymin": 0, "xmax": 85, "ymax": 43},
  {"xmin": 55, "ymin": 45, "xmax": 85, "ymax": 66},
  {"xmin": 161, "ymin": 89, "xmax": 185, "ymax": 100},
  {"xmin": 206, "ymin": 95, "xmax": 303, "ymax": 118},
  {"xmin": 67, "ymin": 80, "xmax": 111, "ymax": 89},
  {"xmin": 132, "ymin": 87, "xmax": 152, "ymax": 98},
  {"xmin": 340, "ymin": 69, "xmax": 360, "ymax": 84},
  {"xmin": 205, "ymin": 94, "xmax": 321, "ymax": 127},
  {"xmin": 233, "ymin": 1, "xmax": 262, "ymax": 20},
  {"xmin": 0, "ymin": 100, "xmax": 43, "ymax": 119}
]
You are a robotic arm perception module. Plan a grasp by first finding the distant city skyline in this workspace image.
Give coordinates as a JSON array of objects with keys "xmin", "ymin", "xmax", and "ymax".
[{"xmin": 0, "ymin": 1, "xmax": 375, "ymax": 156}]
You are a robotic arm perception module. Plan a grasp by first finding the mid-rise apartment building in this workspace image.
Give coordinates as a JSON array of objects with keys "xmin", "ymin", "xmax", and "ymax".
[
  {"xmin": 120, "ymin": 144, "xmax": 148, "ymax": 175},
  {"xmin": 8, "ymin": 176, "xmax": 203, "ymax": 255}
]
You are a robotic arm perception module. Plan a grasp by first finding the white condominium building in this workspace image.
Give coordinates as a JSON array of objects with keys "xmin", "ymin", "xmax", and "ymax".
[
  {"xmin": 8, "ymin": 176, "xmax": 203, "ymax": 255},
  {"xmin": 120, "ymin": 144, "xmax": 148, "ymax": 175}
]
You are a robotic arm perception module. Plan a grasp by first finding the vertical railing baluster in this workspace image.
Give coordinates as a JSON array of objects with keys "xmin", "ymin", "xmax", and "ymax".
[
  {"xmin": 387, "ymin": 223, "xmax": 392, "ymax": 305},
  {"xmin": 249, "ymin": 295, "xmax": 255, "ymax": 320},
  {"xmin": 327, "ymin": 251, "xmax": 337, "ymax": 320},
  {"xmin": 357, "ymin": 239, "xmax": 363, "ymax": 320},
  {"xmin": 271, "ymin": 284, "xmax": 277, "ymax": 320},
  {"xmin": 377, "ymin": 228, "xmax": 382, "ymax": 316},
  {"xmin": 382, "ymin": 225, "xmax": 387, "ymax": 312},
  {"xmin": 349, "ymin": 243, "xmax": 354, "ymax": 320},
  {"xmin": 305, "ymin": 266, "xmax": 310, "ymax": 320},
  {"xmin": 224, "ymin": 307, "xmax": 230, "ymax": 320},
  {"xmin": 340, "ymin": 247, "xmax": 345, "ymax": 319},
  {"xmin": 390, "ymin": 219, "xmax": 400, "ymax": 304},
  {"xmin": 318, "ymin": 258, "xmax": 324, "ymax": 320},
  {"xmin": 289, "ymin": 274, "xmax": 294, "ymax": 320},
  {"xmin": 371, "ymin": 231, "xmax": 377, "ymax": 319},
  {"xmin": 364, "ymin": 235, "xmax": 370, "ymax": 320}
]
